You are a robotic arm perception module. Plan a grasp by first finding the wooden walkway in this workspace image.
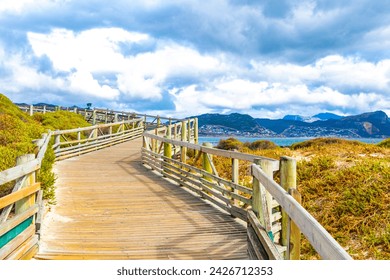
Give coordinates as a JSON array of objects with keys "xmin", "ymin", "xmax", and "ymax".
[{"xmin": 35, "ymin": 138, "xmax": 248, "ymax": 260}]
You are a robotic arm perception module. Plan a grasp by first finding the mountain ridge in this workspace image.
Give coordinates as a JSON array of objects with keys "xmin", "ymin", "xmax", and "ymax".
[{"xmin": 196, "ymin": 111, "xmax": 390, "ymax": 138}]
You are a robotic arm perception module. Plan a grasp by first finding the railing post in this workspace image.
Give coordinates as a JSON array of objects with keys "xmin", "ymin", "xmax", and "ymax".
[
  {"xmin": 180, "ymin": 120, "xmax": 187, "ymax": 163},
  {"xmin": 92, "ymin": 110, "xmax": 97, "ymax": 125},
  {"xmin": 194, "ymin": 118, "xmax": 199, "ymax": 144},
  {"xmin": 73, "ymin": 107, "xmax": 77, "ymax": 114},
  {"xmin": 43, "ymin": 105, "xmax": 46, "ymax": 114},
  {"xmin": 29, "ymin": 105, "xmax": 33, "ymax": 116},
  {"xmin": 232, "ymin": 155, "xmax": 239, "ymax": 206},
  {"xmin": 114, "ymin": 113, "xmax": 118, "ymax": 123},
  {"xmin": 157, "ymin": 116, "xmax": 161, "ymax": 128},
  {"xmin": 15, "ymin": 154, "xmax": 36, "ymax": 215},
  {"xmin": 252, "ymin": 159, "xmax": 274, "ymax": 241},
  {"xmin": 163, "ymin": 136, "xmax": 172, "ymax": 159},
  {"xmin": 54, "ymin": 132, "xmax": 60, "ymax": 153},
  {"xmin": 202, "ymin": 142, "xmax": 213, "ymax": 181},
  {"xmin": 280, "ymin": 156, "xmax": 300, "ymax": 260},
  {"xmin": 187, "ymin": 119, "xmax": 191, "ymax": 143}
]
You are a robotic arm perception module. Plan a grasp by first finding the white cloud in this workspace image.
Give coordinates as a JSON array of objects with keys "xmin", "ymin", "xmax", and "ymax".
[
  {"xmin": 0, "ymin": 52, "xmax": 64, "ymax": 93},
  {"xmin": 117, "ymin": 43, "xmax": 222, "ymax": 100},
  {"xmin": 27, "ymin": 27, "xmax": 224, "ymax": 102},
  {"xmin": 68, "ymin": 70, "xmax": 119, "ymax": 99},
  {"xmin": 28, "ymin": 28, "xmax": 149, "ymax": 72}
]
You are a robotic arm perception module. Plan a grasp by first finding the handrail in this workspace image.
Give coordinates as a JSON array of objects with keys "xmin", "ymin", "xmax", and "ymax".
[
  {"xmin": 141, "ymin": 119, "xmax": 353, "ymax": 260},
  {"xmin": 52, "ymin": 118, "xmax": 144, "ymax": 160},
  {"xmin": 0, "ymin": 132, "xmax": 51, "ymax": 259},
  {"xmin": 144, "ymin": 131, "xmax": 279, "ymax": 170},
  {"xmin": 251, "ymin": 164, "xmax": 352, "ymax": 260}
]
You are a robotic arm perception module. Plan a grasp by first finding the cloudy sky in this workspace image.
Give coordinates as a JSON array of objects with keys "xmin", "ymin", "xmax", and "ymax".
[{"xmin": 0, "ymin": 0, "xmax": 389, "ymax": 118}]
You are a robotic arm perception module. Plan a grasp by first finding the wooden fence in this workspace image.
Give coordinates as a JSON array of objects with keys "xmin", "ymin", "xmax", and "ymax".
[
  {"xmin": 142, "ymin": 121, "xmax": 352, "ymax": 260},
  {"xmin": 52, "ymin": 118, "xmax": 144, "ymax": 160},
  {"xmin": 0, "ymin": 133, "xmax": 50, "ymax": 259},
  {"xmin": 17, "ymin": 104, "xmax": 184, "ymax": 128}
]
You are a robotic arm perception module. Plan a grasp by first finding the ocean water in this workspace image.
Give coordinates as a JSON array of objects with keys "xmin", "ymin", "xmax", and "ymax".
[{"xmin": 198, "ymin": 136, "xmax": 384, "ymax": 147}]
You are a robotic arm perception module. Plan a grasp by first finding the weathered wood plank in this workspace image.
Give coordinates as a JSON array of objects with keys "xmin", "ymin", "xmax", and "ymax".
[
  {"xmin": 247, "ymin": 224, "xmax": 268, "ymax": 260},
  {"xmin": 251, "ymin": 164, "xmax": 352, "ymax": 260},
  {"xmin": 0, "ymin": 205, "xmax": 39, "ymax": 236},
  {"xmin": 0, "ymin": 159, "xmax": 40, "ymax": 185},
  {"xmin": 5, "ymin": 234, "xmax": 38, "ymax": 260},
  {"xmin": 144, "ymin": 132, "xmax": 279, "ymax": 170},
  {"xmin": 0, "ymin": 183, "xmax": 40, "ymax": 209},
  {"xmin": 36, "ymin": 138, "xmax": 248, "ymax": 260},
  {"xmin": 247, "ymin": 210, "xmax": 283, "ymax": 260},
  {"xmin": 0, "ymin": 224, "xmax": 35, "ymax": 259}
]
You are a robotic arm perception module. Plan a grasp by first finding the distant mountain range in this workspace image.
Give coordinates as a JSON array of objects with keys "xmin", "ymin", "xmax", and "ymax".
[{"xmin": 196, "ymin": 111, "xmax": 390, "ymax": 138}]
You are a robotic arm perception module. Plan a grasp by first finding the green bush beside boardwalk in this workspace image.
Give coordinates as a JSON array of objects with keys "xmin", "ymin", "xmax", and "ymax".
[{"xmin": 0, "ymin": 94, "xmax": 90, "ymax": 202}]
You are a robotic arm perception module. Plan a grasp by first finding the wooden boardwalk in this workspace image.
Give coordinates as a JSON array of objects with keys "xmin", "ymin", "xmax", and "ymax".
[{"xmin": 35, "ymin": 138, "xmax": 248, "ymax": 260}]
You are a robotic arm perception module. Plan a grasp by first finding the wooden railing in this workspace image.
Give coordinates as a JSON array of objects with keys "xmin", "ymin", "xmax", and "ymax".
[
  {"xmin": 52, "ymin": 118, "xmax": 144, "ymax": 160},
  {"xmin": 4, "ymin": 105, "xmax": 352, "ymax": 260},
  {"xmin": 0, "ymin": 133, "xmax": 50, "ymax": 260},
  {"xmin": 17, "ymin": 104, "xmax": 184, "ymax": 128},
  {"xmin": 142, "ymin": 120, "xmax": 352, "ymax": 260}
]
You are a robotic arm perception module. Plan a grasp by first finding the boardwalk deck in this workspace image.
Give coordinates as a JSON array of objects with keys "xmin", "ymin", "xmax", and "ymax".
[{"xmin": 35, "ymin": 138, "xmax": 248, "ymax": 260}]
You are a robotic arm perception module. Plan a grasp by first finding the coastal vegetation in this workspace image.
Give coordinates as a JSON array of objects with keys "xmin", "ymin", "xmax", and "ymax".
[
  {"xmin": 214, "ymin": 137, "xmax": 390, "ymax": 259},
  {"xmin": 0, "ymin": 94, "xmax": 90, "ymax": 202}
]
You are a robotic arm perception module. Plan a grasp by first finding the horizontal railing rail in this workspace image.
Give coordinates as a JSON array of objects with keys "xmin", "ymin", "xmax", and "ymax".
[
  {"xmin": 52, "ymin": 118, "xmax": 144, "ymax": 160},
  {"xmin": 142, "ymin": 120, "xmax": 352, "ymax": 260},
  {"xmin": 251, "ymin": 164, "xmax": 352, "ymax": 260},
  {"xmin": 0, "ymin": 132, "xmax": 51, "ymax": 260},
  {"xmin": 17, "ymin": 104, "xmax": 188, "ymax": 127}
]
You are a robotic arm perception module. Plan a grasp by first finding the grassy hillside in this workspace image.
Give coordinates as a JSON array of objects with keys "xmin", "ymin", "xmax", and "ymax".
[
  {"xmin": 214, "ymin": 137, "xmax": 390, "ymax": 259},
  {"xmin": 0, "ymin": 93, "xmax": 90, "ymax": 202}
]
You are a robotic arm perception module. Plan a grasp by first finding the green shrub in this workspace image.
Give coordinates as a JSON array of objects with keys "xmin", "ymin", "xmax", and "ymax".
[
  {"xmin": 245, "ymin": 140, "xmax": 278, "ymax": 150},
  {"xmin": 0, "ymin": 94, "xmax": 91, "ymax": 203},
  {"xmin": 216, "ymin": 137, "xmax": 243, "ymax": 150},
  {"xmin": 378, "ymin": 138, "xmax": 390, "ymax": 148},
  {"xmin": 291, "ymin": 137, "xmax": 363, "ymax": 150}
]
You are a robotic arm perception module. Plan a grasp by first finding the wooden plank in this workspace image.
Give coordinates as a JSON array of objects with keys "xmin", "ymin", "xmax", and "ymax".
[
  {"xmin": 0, "ymin": 159, "xmax": 40, "ymax": 185},
  {"xmin": 56, "ymin": 132, "xmax": 143, "ymax": 160},
  {"xmin": 288, "ymin": 188, "xmax": 302, "ymax": 260},
  {"xmin": 51, "ymin": 118, "xmax": 144, "ymax": 135},
  {"xmin": 247, "ymin": 224, "xmax": 268, "ymax": 260},
  {"xmin": 0, "ymin": 183, "xmax": 40, "ymax": 209},
  {"xmin": 161, "ymin": 155, "xmax": 253, "ymax": 195},
  {"xmin": 0, "ymin": 205, "xmax": 39, "ymax": 236},
  {"xmin": 35, "ymin": 190, "xmax": 44, "ymax": 233},
  {"xmin": 247, "ymin": 210, "xmax": 283, "ymax": 260},
  {"xmin": 0, "ymin": 224, "xmax": 35, "ymax": 259},
  {"xmin": 36, "ymin": 138, "xmax": 248, "ymax": 260},
  {"xmin": 5, "ymin": 234, "xmax": 39, "ymax": 260},
  {"xmin": 19, "ymin": 244, "xmax": 39, "ymax": 260},
  {"xmin": 0, "ymin": 176, "xmax": 27, "ymax": 223},
  {"xmin": 251, "ymin": 164, "xmax": 352, "ymax": 260},
  {"xmin": 144, "ymin": 132, "xmax": 279, "ymax": 168}
]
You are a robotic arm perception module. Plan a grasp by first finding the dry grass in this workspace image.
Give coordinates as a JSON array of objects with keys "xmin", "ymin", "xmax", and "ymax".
[{"xmin": 211, "ymin": 137, "xmax": 390, "ymax": 259}]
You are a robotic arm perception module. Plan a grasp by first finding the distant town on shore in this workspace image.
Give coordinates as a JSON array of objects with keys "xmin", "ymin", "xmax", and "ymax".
[{"xmin": 195, "ymin": 111, "xmax": 390, "ymax": 139}]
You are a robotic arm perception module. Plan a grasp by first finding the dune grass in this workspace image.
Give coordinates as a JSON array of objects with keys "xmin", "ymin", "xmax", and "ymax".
[{"xmin": 213, "ymin": 137, "xmax": 390, "ymax": 259}]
